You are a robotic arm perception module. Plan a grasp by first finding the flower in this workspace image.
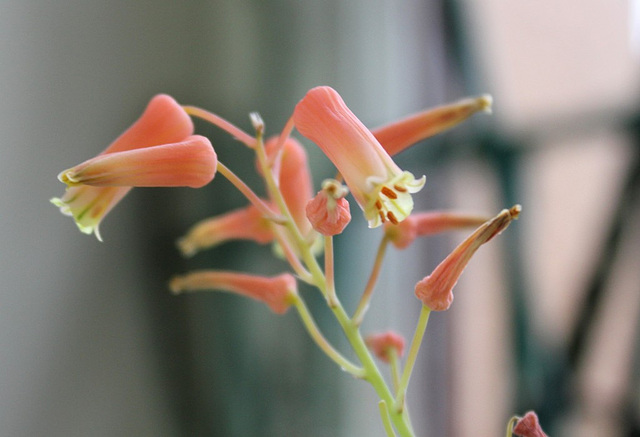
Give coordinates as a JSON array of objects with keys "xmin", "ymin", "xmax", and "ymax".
[
  {"xmin": 513, "ymin": 411, "xmax": 548, "ymax": 437},
  {"xmin": 177, "ymin": 204, "xmax": 275, "ymax": 257},
  {"xmin": 51, "ymin": 94, "xmax": 195, "ymax": 240},
  {"xmin": 365, "ymin": 331, "xmax": 405, "ymax": 363},
  {"xmin": 169, "ymin": 270, "xmax": 298, "ymax": 314},
  {"xmin": 264, "ymin": 137, "xmax": 316, "ymax": 241},
  {"xmin": 372, "ymin": 95, "xmax": 492, "ymax": 156},
  {"xmin": 57, "ymin": 135, "xmax": 216, "ymax": 188},
  {"xmin": 414, "ymin": 205, "xmax": 520, "ymax": 311},
  {"xmin": 385, "ymin": 211, "xmax": 489, "ymax": 249},
  {"xmin": 293, "ymin": 86, "xmax": 425, "ymax": 228},
  {"xmin": 305, "ymin": 179, "xmax": 351, "ymax": 236}
]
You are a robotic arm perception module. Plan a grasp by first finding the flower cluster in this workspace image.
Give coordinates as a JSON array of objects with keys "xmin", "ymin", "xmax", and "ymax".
[{"xmin": 53, "ymin": 87, "xmax": 540, "ymax": 436}]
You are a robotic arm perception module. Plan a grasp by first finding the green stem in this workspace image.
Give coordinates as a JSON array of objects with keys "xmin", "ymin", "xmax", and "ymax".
[
  {"xmin": 292, "ymin": 295, "xmax": 363, "ymax": 377},
  {"xmin": 378, "ymin": 401, "xmax": 398, "ymax": 437},
  {"xmin": 395, "ymin": 305, "xmax": 431, "ymax": 413},
  {"xmin": 324, "ymin": 236, "xmax": 339, "ymax": 307},
  {"xmin": 331, "ymin": 302, "xmax": 415, "ymax": 436},
  {"xmin": 352, "ymin": 235, "xmax": 389, "ymax": 325},
  {"xmin": 183, "ymin": 106, "xmax": 257, "ymax": 148},
  {"xmin": 215, "ymin": 162, "xmax": 273, "ymax": 217},
  {"xmin": 505, "ymin": 416, "xmax": 518, "ymax": 437}
]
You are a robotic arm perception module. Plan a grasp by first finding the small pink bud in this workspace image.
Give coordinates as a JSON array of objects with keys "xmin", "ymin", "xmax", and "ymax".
[
  {"xmin": 305, "ymin": 179, "xmax": 351, "ymax": 236},
  {"xmin": 365, "ymin": 331, "xmax": 405, "ymax": 363},
  {"xmin": 169, "ymin": 271, "xmax": 298, "ymax": 314},
  {"xmin": 414, "ymin": 205, "xmax": 520, "ymax": 310},
  {"xmin": 385, "ymin": 211, "xmax": 489, "ymax": 249},
  {"xmin": 513, "ymin": 411, "xmax": 548, "ymax": 437}
]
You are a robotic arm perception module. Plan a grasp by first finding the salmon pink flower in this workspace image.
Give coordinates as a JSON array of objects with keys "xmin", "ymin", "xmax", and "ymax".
[
  {"xmin": 51, "ymin": 94, "xmax": 195, "ymax": 240},
  {"xmin": 169, "ymin": 270, "xmax": 298, "ymax": 314},
  {"xmin": 385, "ymin": 211, "xmax": 489, "ymax": 249},
  {"xmin": 414, "ymin": 205, "xmax": 520, "ymax": 310},
  {"xmin": 305, "ymin": 179, "xmax": 351, "ymax": 236},
  {"xmin": 57, "ymin": 135, "xmax": 216, "ymax": 188},
  {"xmin": 177, "ymin": 204, "xmax": 275, "ymax": 257},
  {"xmin": 293, "ymin": 86, "xmax": 425, "ymax": 228},
  {"xmin": 264, "ymin": 137, "xmax": 316, "ymax": 241},
  {"xmin": 365, "ymin": 331, "xmax": 405, "ymax": 363},
  {"xmin": 372, "ymin": 95, "xmax": 492, "ymax": 156},
  {"xmin": 512, "ymin": 411, "xmax": 548, "ymax": 437}
]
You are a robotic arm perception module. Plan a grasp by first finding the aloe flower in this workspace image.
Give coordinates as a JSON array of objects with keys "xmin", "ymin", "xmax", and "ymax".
[
  {"xmin": 305, "ymin": 179, "xmax": 351, "ymax": 236},
  {"xmin": 57, "ymin": 135, "xmax": 216, "ymax": 188},
  {"xmin": 385, "ymin": 211, "xmax": 488, "ymax": 249},
  {"xmin": 177, "ymin": 204, "xmax": 275, "ymax": 257},
  {"xmin": 293, "ymin": 86, "xmax": 425, "ymax": 228},
  {"xmin": 264, "ymin": 137, "xmax": 316, "ymax": 240},
  {"xmin": 372, "ymin": 95, "xmax": 492, "ymax": 156},
  {"xmin": 513, "ymin": 411, "xmax": 548, "ymax": 437},
  {"xmin": 414, "ymin": 205, "xmax": 520, "ymax": 311},
  {"xmin": 51, "ymin": 94, "xmax": 196, "ymax": 240},
  {"xmin": 169, "ymin": 271, "xmax": 298, "ymax": 314},
  {"xmin": 365, "ymin": 331, "xmax": 405, "ymax": 363}
]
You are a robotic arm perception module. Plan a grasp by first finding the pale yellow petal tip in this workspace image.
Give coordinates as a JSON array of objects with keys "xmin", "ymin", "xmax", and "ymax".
[
  {"xmin": 176, "ymin": 237, "xmax": 197, "ymax": 258},
  {"xmin": 168, "ymin": 277, "xmax": 183, "ymax": 295},
  {"xmin": 57, "ymin": 169, "xmax": 80, "ymax": 186},
  {"xmin": 509, "ymin": 204, "xmax": 522, "ymax": 220},
  {"xmin": 478, "ymin": 94, "xmax": 493, "ymax": 114}
]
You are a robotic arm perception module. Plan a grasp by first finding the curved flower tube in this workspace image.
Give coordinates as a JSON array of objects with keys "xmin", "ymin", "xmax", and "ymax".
[
  {"xmin": 293, "ymin": 86, "xmax": 425, "ymax": 228},
  {"xmin": 51, "ymin": 94, "xmax": 195, "ymax": 240},
  {"xmin": 169, "ymin": 270, "xmax": 298, "ymax": 314}
]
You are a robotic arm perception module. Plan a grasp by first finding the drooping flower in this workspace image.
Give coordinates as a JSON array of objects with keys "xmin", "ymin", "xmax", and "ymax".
[
  {"xmin": 305, "ymin": 179, "xmax": 351, "ymax": 236},
  {"xmin": 169, "ymin": 270, "xmax": 298, "ymax": 314},
  {"xmin": 264, "ymin": 137, "xmax": 316, "ymax": 241},
  {"xmin": 293, "ymin": 86, "xmax": 425, "ymax": 228},
  {"xmin": 414, "ymin": 205, "xmax": 520, "ymax": 311},
  {"xmin": 512, "ymin": 411, "xmax": 548, "ymax": 437},
  {"xmin": 385, "ymin": 211, "xmax": 489, "ymax": 249},
  {"xmin": 372, "ymin": 95, "xmax": 492, "ymax": 156},
  {"xmin": 365, "ymin": 331, "xmax": 405, "ymax": 363},
  {"xmin": 51, "ymin": 94, "xmax": 195, "ymax": 240},
  {"xmin": 177, "ymin": 204, "xmax": 275, "ymax": 257},
  {"xmin": 57, "ymin": 135, "xmax": 216, "ymax": 188}
]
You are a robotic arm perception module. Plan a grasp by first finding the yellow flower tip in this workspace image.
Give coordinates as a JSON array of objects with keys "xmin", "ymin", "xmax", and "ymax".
[
  {"xmin": 477, "ymin": 94, "xmax": 493, "ymax": 114},
  {"xmin": 168, "ymin": 276, "xmax": 184, "ymax": 295},
  {"xmin": 57, "ymin": 169, "xmax": 80, "ymax": 186},
  {"xmin": 365, "ymin": 172, "xmax": 425, "ymax": 228},
  {"xmin": 509, "ymin": 204, "xmax": 522, "ymax": 220},
  {"xmin": 176, "ymin": 237, "xmax": 197, "ymax": 258}
]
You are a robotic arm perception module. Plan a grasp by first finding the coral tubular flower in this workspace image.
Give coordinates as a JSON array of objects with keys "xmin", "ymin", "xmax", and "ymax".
[
  {"xmin": 293, "ymin": 86, "xmax": 425, "ymax": 228},
  {"xmin": 264, "ymin": 137, "xmax": 316, "ymax": 240},
  {"xmin": 365, "ymin": 331, "xmax": 405, "ymax": 363},
  {"xmin": 305, "ymin": 179, "xmax": 351, "ymax": 236},
  {"xmin": 51, "ymin": 94, "xmax": 194, "ymax": 240},
  {"xmin": 372, "ymin": 95, "xmax": 492, "ymax": 156},
  {"xmin": 513, "ymin": 411, "xmax": 548, "ymax": 437},
  {"xmin": 177, "ymin": 204, "xmax": 274, "ymax": 257},
  {"xmin": 57, "ymin": 135, "xmax": 216, "ymax": 188},
  {"xmin": 169, "ymin": 271, "xmax": 298, "ymax": 314},
  {"xmin": 414, "ymin": 205, "xmax": 521, "ymax": 311},
  {"xmin": 385, "ymin": 211, "xmax": 489, "ymax": 249}
]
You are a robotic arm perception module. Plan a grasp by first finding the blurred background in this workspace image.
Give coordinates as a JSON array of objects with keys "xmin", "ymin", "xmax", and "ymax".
[{"xmin": 2, "ymin": 0, "xmax": 640, "ymax": 435}]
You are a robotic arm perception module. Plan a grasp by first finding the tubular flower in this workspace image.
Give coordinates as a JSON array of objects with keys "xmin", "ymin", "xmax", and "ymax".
[
  {"xmin": 305, "ymin": 179, "xmax": 351, "ymax": 236},
  {"xmin": 293, "ymin": 86, "xmax": 425, "ymax": 228},
  {"xmin": 169, "ymin": 271, "xmax": 298, "ymax": 314},
  {"xmin": 372, "ymin": 95, "xmax": 492, "ymax": 156},
  {"xmin": 57, "ymin": 135, "xmax": 216, "ymax": 188},
  {"xmin": 177, "ymin": 204, "xmax": 275, "ymax": 257},
  {"xmin": 385, "ymin": 211, "xmax": 489, "ymax": 249},
  {"xmin": 365, "ymin": 331, "xmax": 405, "ymax": 363},
  {"xmin": 51, "ymin": 94, "xmax": 195, "ymax": 240},
  {"xmin": 264, "ymin": 137, "xmax": 316, "ymax": 241},
  {"xmin": 414, "ymin": 205, "xmax": 521, "ymax": 311},
  {"xmin": 512, "ymin": 411, "xmax": 548, "ymax": 437}
]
